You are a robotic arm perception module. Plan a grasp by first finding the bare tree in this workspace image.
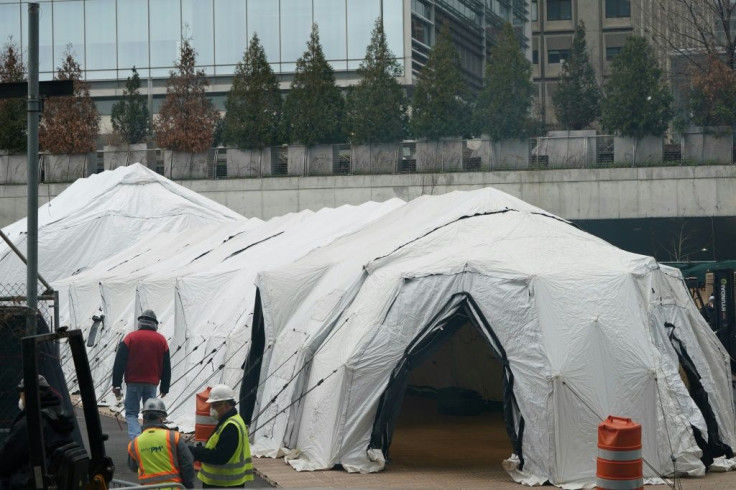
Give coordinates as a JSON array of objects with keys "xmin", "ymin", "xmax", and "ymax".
[{"xmin": 647, "ymin": 0, "xmax": 736, "ymax": 71}]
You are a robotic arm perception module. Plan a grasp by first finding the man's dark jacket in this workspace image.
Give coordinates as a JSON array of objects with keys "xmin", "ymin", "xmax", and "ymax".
[{"xmin": 0, "ymin": 389, "xmax": 75, "ymax": 489}]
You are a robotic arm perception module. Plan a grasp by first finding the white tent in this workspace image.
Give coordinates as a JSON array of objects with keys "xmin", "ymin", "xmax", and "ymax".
[
  {"xmin": 244, "ymin": 188, "xmax": 735, "ymax": 487},
  {"xmin": 0, "ymin": 163, "xmax": 246, "ymax": 287},
  {"xmin": 54, "ymin": 199, "xmax": 405, "ymax": 429}
]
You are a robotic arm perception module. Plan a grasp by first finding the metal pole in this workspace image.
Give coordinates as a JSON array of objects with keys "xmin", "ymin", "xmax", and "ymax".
[{"xmin": 26, "ymin": 3, "xmax": 40, "ymax": 336}]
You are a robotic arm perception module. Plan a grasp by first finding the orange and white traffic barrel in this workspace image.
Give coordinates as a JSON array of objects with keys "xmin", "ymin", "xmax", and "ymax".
[
  {"xmin": 195, "ymin": 386, "xmax": 216, "ymax": 441},
  {"xmin": 596, "ymin": 416, "xmax": 643, "ymax": 490}
]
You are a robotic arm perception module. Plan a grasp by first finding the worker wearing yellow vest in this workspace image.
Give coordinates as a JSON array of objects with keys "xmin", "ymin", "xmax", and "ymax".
[
  {"xmin": 188, "ymin": 384, "xmax": 254, "ymax": 487},
  {"xmin": 128, "ymin": 398, "xmax": 195, "ymax": 488}
]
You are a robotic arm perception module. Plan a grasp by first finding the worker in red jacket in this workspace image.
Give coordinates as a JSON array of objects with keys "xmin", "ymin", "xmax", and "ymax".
[{"xmin": 112, "ymin": 309, "xmax": 171, "ymax": 440}]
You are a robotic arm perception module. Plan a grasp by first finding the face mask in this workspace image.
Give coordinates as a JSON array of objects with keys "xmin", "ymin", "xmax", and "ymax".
[
  {"xmin": 210, "ymin": 408, "xmax": 218, "ymax": 420},
  {"xmin": 18, "ymin": 398, "xmax": 24, "ymax": 411}
]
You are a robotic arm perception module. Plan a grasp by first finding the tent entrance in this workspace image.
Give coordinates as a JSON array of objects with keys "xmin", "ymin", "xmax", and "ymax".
[{"xmin": 370, "ymin": 294, "xmax": 524, "ymax": 469}]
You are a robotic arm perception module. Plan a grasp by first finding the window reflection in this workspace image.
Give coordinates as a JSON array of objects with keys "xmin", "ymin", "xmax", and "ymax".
[
  {"xmin": 183, "ymin": 0, "xmax": 214, "ymax": 67},
  {"xmin": 384, "ymin": 0, "xmax": 405, "ymax": 61},
  {"xmin": 0, "ymin": 4, "xmax": 21, "ymax": 52},
  {"xmin": 315, "ymin": 0, "xmax": 347, "ymax": 69},
  {"xmin": 150, "ymin": 0, "xmax": 180, "ymax": 70},
  {"xmin": 117, "ymin": 0, "xmax": 149, "ymax": 74},
  {"xmin": 248, "ymin": 0, "xmax": 280, "ymax": 63},
  {"xmin": 347, "ymin": 0, "xmax": 380, "ymax": 69},
  {"xmin": 53, "ymin": 0, "xmax": 84, "ymax": 68},
  {"xmin": 86, "ymin": 0, "xmax": 116, "ymax": 72},
  {"xmin": 281, "ymin": 0, "xmax": 312, "ymax": 64},
  {"xmin": 214, "ymin": 0, "xmax": 247, "ymax": 67}
]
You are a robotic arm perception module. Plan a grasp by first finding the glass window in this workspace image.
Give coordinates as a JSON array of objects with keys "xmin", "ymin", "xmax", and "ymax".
[
  {"xmin": 280, "ymin": 0, "xmax": 312, "ymax": 64},
  {"xmin": 182, "ymin": 0, "xmax": 214, "ymax": 71},
  {"xmin": 315, "ymin": 0, "xmax": 347, "ymax": 69},
  {"xmin": 53, "ymin": 1, "xmax": 84, "ymax": 69},
  {"xmin": 214, "ymin": 0, "xmax": 247, "ymax": 68},
  {"xmin": 533, "ymin": 50, "xmax": 538, "ymax": 64},
  {"xmin": 411, "ymin": 16, "xmax": 432, "ymax": 46},
  {"xmin": 547, "ymin": 48, "xmax": 570, "ymax": 64},
  {"xmin": 384, "ymin": 0, "xmax": 405, "ymax": 62},
  {"xmin": 0, "ymin": 3, "xmax": 22, "ymax": 55},
  {"xmin": 411, "ymin": 0, "xmax": 431, "ymax": 20},
  {"xmin": 150, "ymin": 0, "xmax": 180, "ymax": 70},
  {"xmin": 347, "ymin": 0, "xmax": 380, "ymax": 68},
  {"xmin": 605, "ymin": 0, "xmax": 630, "ymax": 18},
  {"xmin": 85, "ymin": 0, "xmax": 116, "ymax": 73},
  {"xmin": 547, "ymin": 0, "xmax": 571, "ymax": 21},
  {"xmin": 248, "ymin": 0, "xmax": 280, "ymax": 64},
  {"xmin": 117, "ymin": 0, "xmax": 149, "ymax": 75},
  {"xmin": 605, "ymin": 46, "xmax": 622, "ymax": 60},
  {"xmin": 531, "ymin": 0, "xmax": 538, "ymax": 21},
  {"xmin": 22, "ymin": 2, "xmax": 54, "ymax": 76}
]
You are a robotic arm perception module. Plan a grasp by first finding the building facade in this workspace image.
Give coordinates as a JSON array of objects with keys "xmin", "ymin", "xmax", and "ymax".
[{"xmin": 0, "ymin": 0, "xmax": 530, "ymax": 133}]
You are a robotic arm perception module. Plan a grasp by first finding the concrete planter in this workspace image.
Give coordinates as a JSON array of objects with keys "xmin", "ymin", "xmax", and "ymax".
[
  {"xmin": 163, "ymin": 150, "xmax": 211, "ymax": 179},
  {"xmin": 613, "ymin": 135, "xmax": 663, "ymax": 164},
  {"xmin": 536, "ymin": 130, "xmax": 596, "ymax": 168},
  {"xmin": 351, "ymin": 143, "xmax": 399, "ymax": 174},
  {"xmin": 491, "ymin": 139, "xmax": 529, "ymax": 169},
  {"xmin": 306, "ymin": 145, "xmax": 334, "ymax": 175},
  {"xmin": 44, "ymin": 153, "xmax": 95, "ymax": 182},
  {"xmin": 286, "ymin": 146, "xmax": 307, "ymax": 176},
  {"xmin": 0, "ymin": 153, "xmax": 29, "ymax": 184},
  {"xmin": 103, "ymin": 143, "xmax": 148, "ymax": 170},
  {"xmin": 683, "ymin": 127, "xmax": 733, "ymax": 164},
  {"xmin": 226, "ymin": 148, "xmax": 268, "ymax": 178},
  {"xmin": 416, "ymin": 139, "xmax": 462, "ymax": 172}
]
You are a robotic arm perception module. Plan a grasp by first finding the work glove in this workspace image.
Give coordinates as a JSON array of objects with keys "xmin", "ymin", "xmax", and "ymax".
[{"xmin": 112, "ymin": 386, "xmax": 122, "ymax": 399}]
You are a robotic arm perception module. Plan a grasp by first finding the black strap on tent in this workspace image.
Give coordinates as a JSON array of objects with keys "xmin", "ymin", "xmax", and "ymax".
[
  {"xmin": 664, "ymin": 322, "xmax": 733, "ymax": 467},
  {"xmin": 241, "ymin": 290, "xmax": 266, "ymax": 424},
  {"xmin": 368, "ymin": 292, "xmax": 526, "ymax": 469}
]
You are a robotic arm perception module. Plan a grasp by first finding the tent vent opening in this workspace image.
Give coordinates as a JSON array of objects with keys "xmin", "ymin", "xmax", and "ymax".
[{"xmin": 665, "ymin": 322, "xmax": 734, "ymax": 467}]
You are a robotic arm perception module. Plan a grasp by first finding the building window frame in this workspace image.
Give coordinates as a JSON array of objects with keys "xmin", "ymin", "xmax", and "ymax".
[
  {"xmin": 547, "ymin": 48, "xmax": 570, "ymax": 64},
  {"xmin": 605, "ymin": 46, "xmax": 623, "ymax": 60},
  {"xmin": 605, "ymin": 0, "xmax": 631, "ymax": 19},
  {"xmin": 546, "ymin": 0, "xmax": 572, "ymax": 21}
]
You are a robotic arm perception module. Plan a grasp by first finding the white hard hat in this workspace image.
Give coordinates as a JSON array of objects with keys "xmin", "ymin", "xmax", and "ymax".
[{"xmin": 207, "ymin": 384, "xmax": 236, "ymax": 404}]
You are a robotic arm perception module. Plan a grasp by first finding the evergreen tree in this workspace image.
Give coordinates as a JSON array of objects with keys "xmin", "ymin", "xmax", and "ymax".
[
  {"xmin": 410, "ymin": 23, "xmax": 470, "ymax": 139},
  {"xmin": 39, "ymin": 49, "xmax": 100, "ymax": 154},
  {"xmin": 283, "ymin": 24, "xmax": 345, "ymax": 146},
  {"xmin": 601, "ymin": 36, "xmax": 672, "ymax": 139},
  {"xmin": 223, "ymin": 34, "xmax": 282, "ymax": 149},
  {"xmin": 346, "ymin": 18, "xmax": 407, "ymax": 144},
  {"xmin": 0, "ymin": 39, "xmax": 26, "ymax": 153},
  {"xmin": 474, "ymin": 23, "xmax": 534, "ymax": 141},
  {"xmin": 155, "ymin": 39, "xmax": 220, "ymax": 153},
  {"xmin": 110, "ymin": 67, "xmax": 150, "ymax": 144},
  {"xmin": 551, "ymin": 21, "xmax": 600, "ymax": 130}
]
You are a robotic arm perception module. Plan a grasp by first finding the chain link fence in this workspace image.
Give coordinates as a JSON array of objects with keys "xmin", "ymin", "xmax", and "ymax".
[{"xmin": 0, "ymin": 281, "xmax": 57, "ymax": 444}]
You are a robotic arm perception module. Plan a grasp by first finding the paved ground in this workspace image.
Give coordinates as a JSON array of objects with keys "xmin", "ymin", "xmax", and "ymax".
[
  {"xmin": 75, "ymin": 407, "xmax": 272, "ymax": 488},
  {"xmin": 75, "ymin": 397, "xmax": 736, "ymax": 489}
]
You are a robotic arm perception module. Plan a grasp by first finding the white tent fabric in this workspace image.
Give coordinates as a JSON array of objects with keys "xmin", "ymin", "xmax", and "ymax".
[
  {"xmin": 54, "ymin": 198, "xmax": 405, "ymax": 430},
  {"xmin": 0, "ymin": 163, "xmax": 245, "ymax": 287},
  {"xmin": 248, "ymin": 188, "xmax": 736, "ymax": 487}
]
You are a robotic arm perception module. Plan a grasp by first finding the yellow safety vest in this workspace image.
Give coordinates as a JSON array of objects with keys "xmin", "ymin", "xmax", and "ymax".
[
  {"xmin": 198, "ymin": 414, "xmax": 253, "ymax": 487},
  {"xmin": 128, "ymin": 427, "xmax": 182, "ymax": 486}
]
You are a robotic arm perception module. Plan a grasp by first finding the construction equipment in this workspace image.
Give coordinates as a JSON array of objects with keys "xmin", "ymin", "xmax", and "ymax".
[{"xmin": 21, "ymin": 327, "xmax": 114, "ymax": 490}]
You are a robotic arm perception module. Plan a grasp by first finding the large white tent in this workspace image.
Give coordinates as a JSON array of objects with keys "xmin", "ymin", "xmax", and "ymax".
[
  {"xmin": 7, "ymin": 165, "xmax": 735, "ymax": 487},
  {"xmin": 0, "ymin": 163, "xmax": 246, "ymax": 287},
  {"xmin": 54, "ymin": 196, "xmax": 405, "ymax": 429},
  {"xmin": 243, "ymin": 188, "xmax": 735, "ymax": 487}
]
